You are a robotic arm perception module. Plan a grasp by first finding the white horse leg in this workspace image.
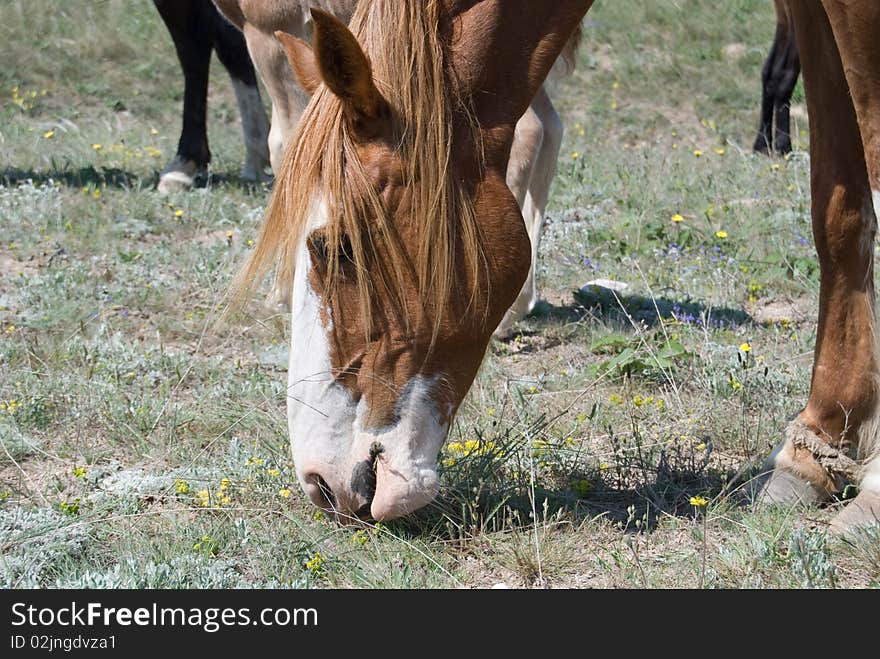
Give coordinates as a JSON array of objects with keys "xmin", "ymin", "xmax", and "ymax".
[
  {"xmin": 241, "ymin": 24, "xmax": 308, "ymax": 175},
  {"xmin": 240, "ymin": 23, "xmax": 310, "ymax": 309},
  {"xmin": 496, "ymin": 86, "xmax": 563, "ymax": 337}
]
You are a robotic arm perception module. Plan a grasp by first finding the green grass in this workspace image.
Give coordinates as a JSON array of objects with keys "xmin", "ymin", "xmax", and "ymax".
[{"xmin": 1, "ymin": 0, "xmax": 877, "ymax": 589}]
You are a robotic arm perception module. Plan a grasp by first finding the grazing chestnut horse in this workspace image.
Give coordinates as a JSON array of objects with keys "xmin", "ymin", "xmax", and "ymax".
[
  {"xmin": 753, "ymin": 0, "xmax": 801, "ymax": 155},
  {"xmin": 154, "ymin": 0, "xmax": 270, "ymax": 192},
  {"xmin": 233, "ymin": 0, "xmax": 880, "ymax": 532},
  {"xmin": 214, "ymin": 0, "xmax": 578, "ymax": 334}
]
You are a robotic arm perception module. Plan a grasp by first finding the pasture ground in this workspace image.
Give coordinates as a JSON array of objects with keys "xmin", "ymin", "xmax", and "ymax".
[{"xmin": 2, "ymin": 0, "xmax": 878, "ymax": 588}]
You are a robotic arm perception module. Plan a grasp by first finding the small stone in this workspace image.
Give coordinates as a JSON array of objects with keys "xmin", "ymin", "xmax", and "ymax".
[{"xmin": 581, "ymin": 278, "xmax": 629, "ymax": 293}]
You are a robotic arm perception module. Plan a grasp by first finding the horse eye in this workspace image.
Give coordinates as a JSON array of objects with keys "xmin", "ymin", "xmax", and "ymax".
[
  {"xmin": 339, "ymin": 234, "xmax": 354, "ymax": 263},
  {"xmin": 310, "ymin": 234, "xmax": 354, "ymax": 265}
]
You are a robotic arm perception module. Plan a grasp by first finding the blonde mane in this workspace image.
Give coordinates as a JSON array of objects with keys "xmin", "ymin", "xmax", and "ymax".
[{"xmin": 231, "ymin": 0, "xmax": 484, "ymax": 336}]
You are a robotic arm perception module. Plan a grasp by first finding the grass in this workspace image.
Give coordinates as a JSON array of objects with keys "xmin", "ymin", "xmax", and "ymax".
[{"xmin": 0, "ymin": 0, "xmax": 877, "ymax": 589}]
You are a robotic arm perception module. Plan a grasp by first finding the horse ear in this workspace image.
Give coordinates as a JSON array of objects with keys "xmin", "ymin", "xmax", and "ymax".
[
  {"xmin": 275, "ymin": 31, "xmax": 321, "ymax": 96},
  {"xmin": 308, "ymin": 7, "xmax": 385, "ymax": 121}
]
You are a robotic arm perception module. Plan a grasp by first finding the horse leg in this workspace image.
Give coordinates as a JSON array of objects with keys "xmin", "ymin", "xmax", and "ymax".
[
  {"xmin": 753, "ymin": 24, "xmax": 782, "ymax": 154},
  {"xmin": 238, "ymin": 24, "xmax": 310, "ymax": 309},
  {"xmin": 211, "ymin": 7, "xmax": 270, "ymax": 183},
  {"xmin": 813, "ymin": 0, "xmax": 880, "ymax": 533},
  {"xmin": 154, "ymin": 0, "xmax": 213, "ymax": 193},
  {"xmin": 497, "ymin": 87, "xmax": 563, "ymax": 337},
  {"xmin": 756, "ymin": 1, "xmax": 877, "ymax": 521},
  {"xmin": 494, "ymin": 91, "xmax": 549, "ymax": 337},
  {"xmin": 772, "ymin": 37, "xmax": 800, "ymax": 155},
  {"xmin": 240, "ymin": 25, "xmax": 308, "ymax": 175}
]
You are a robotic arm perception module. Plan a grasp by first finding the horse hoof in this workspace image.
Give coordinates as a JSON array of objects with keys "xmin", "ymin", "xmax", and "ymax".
[
  {"xmin": 157, "ymin": 170, "xmax": 196, "ymax": 193},
  {"xmin": 829, "ymin": 490, "xmax": 880, "ymax": 535},
  {"xmin": 157, "ymin": 157, "xmax": 207, "ymax": 194},
  {"xmin": 241, "ymin": 165, "xmax": 274, "ymax": 185},
  {"xmin": 753, "ymin": 466, "xmax": 829, "ymax": 507},
  {"xmin": 751, "ymin": 417, "xmax": 849, "ymax": 508}
]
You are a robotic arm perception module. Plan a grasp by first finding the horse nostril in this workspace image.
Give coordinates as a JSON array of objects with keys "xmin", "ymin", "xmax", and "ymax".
[
  {"xmin": 350, "ymin": 441, "xmax": 382, "ymax": 503},
  {"xmin": 350, "ymin": 458, "xmax": 377, "ymax": 503},
  {"xmin": 312, "ymin": 475, "xmax": 336, "ymax": 509}
]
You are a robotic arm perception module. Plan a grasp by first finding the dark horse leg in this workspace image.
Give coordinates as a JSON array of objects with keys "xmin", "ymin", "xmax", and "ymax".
[
  {"xmin": 754, "ymin": 3, "xmax": 800, "ymax": 155},
  {"xmin": 753, "ymin": 24, "xmax": 781, "ymax": 155},
  {"xmin": 772, "ymin": 36, "xmax": 800, "ymax": 155},
  {"xmin": 154, "ymin": 0, "xmax": 269, "ymax": 192}
]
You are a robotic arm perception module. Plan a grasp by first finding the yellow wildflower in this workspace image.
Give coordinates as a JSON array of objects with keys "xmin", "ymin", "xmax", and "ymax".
[
  {"xmin": 693, "ymin": 149, "xmax": 703, "ymax": 157},
  {"xmin": 715, "ymin": 230, "xmax": 728, "ymax": 239},
  {"xmin": 689, "ymin": 495, "xmax": 708, "ymax": 508},
  {"xmin": 175, "ymin": 479, "xmax": 190, "ymax": 494},
  {"xmin": 278, "ymin": 488, "xmax": 292, "ymax": 498},
  {"xmin": 43, "ymin": 130, "xmax": 54, "ymax": 139},
  {"xmin": 739, "ymin": 342, "xmax": 752, "ymax": 353},
  {"xmin": 715, "ymin": 148, "xmax": 725, "ymax": 156},
  {"xmin": 671, "ymin": 213, "xmax": 684, "ymax": 223},
  {"xmin": 174, "ymin": 209, "xmax": 183, "ymax": 218},
  {"xmin": 72, "ymin": 466, "xmax": 87, "ymax": 479},
  {"xmin": 195, "ymin": 489, "xmax": 210, "ymax": 507},
  {"xmin": 305, "ymin": 552, "xmax": 325, "ymax": 573}
]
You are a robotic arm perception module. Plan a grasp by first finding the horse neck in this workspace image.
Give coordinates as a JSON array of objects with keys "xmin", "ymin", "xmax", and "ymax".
[{"xmin": 445, "ymin": 0, "xmax": 593, "ymax": 167}]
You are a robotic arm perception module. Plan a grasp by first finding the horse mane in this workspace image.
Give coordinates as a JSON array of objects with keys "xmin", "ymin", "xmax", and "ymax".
[{"xmin": 231, "ymin": 0, "xmax": 484, "ymax": 339}]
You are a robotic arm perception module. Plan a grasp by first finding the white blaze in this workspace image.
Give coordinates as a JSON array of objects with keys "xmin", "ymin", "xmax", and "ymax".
[{"xmin": 287, "ymin": 200, "xmax": 358, "ymax": 504}]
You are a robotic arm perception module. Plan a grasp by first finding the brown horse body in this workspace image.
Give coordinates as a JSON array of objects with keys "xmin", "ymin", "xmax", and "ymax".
[{"xmin": 230, "ymin": 0, "xmax": 880, "ymax": 531}]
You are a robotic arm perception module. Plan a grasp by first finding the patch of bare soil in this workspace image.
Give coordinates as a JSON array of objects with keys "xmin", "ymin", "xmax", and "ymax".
[
  {"xmin": 0, "ymin": 252, "xmax": 39, "ymax": 282},
  {"xmin": 746, "ymin": 297, "xmax": 811, "ymax": 325},
  {"xmin": 721, "ymin": 42, "xmax": 747, "ymax": 61}
]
